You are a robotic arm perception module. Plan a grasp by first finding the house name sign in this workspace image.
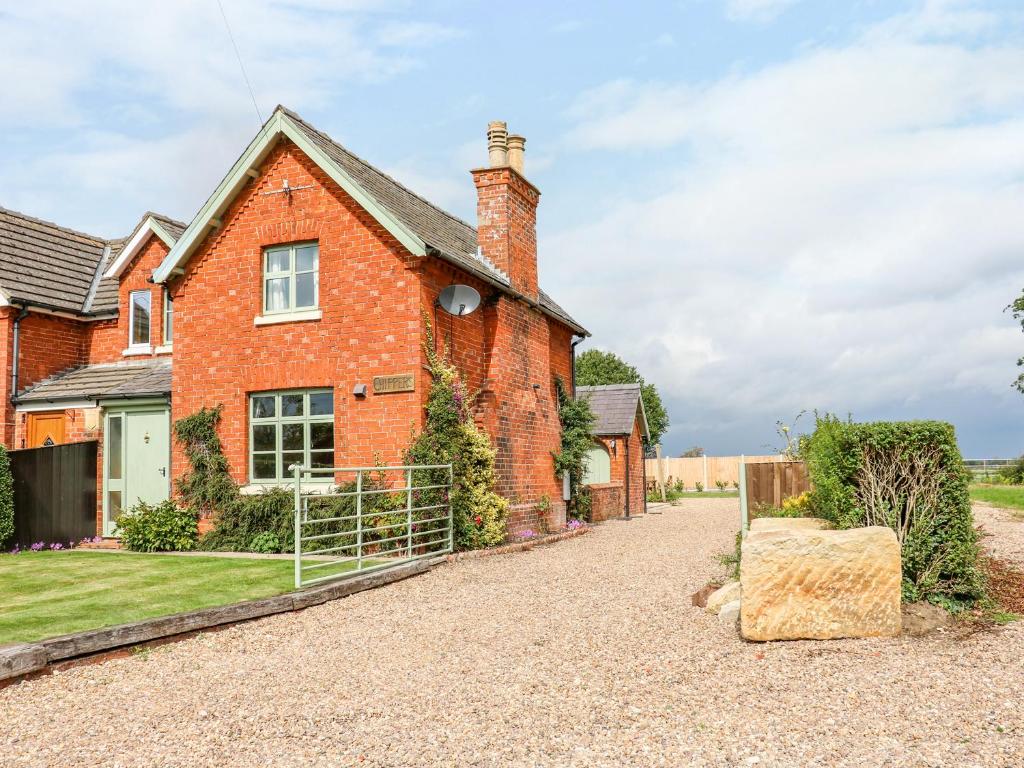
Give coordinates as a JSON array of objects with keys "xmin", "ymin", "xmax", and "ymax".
[{"xmin": 373, "ymin": 374, "xmax": 415, "ymax": 394}]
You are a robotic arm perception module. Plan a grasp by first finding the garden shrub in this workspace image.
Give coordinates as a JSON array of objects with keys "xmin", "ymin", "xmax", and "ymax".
[
  {"xmin": 197, "ymin": 487, "xmax": 293, "ymax": 553},
  {"xmin": 552, "ymin": 377, "xmax": 596, "ymax": 520},
  {"xmin": 0, "ymin": 446, "xmax": 13, "ymax": 546},
  {"xmin": 405, "ymin": 319, "xmax": 508, "ymax": 550},
  {"xmin": 802, "ymin": 414, "xmax": 984, "ymax": 606},
  {"xmin": 116, "ymin": 499, "xmax": 198, "ymax": 552},
  {"xmin": 997, "ymin": 456, "xmax": 1024, "ymax": 485}
]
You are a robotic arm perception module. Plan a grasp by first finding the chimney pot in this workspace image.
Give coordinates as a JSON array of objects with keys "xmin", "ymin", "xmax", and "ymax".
[
  {"xmin": 507, "ymin": 134, "xmax": 526, "ymax": 174},
  {"xmin": 487, "ymin": 121, "xmax": 508, "ymax": 167}
]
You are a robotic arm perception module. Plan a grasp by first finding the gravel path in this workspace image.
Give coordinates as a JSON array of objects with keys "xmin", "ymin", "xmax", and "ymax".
[
  {"xmin": 974, "ymin": 503, "xmax": 1024, "ymax": 567},
  {"xmin": 2, "ymin": 498, "xmax": 1022, "ymax": 767}
]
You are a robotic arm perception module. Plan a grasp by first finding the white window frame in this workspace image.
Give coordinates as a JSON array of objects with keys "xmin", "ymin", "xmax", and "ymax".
[
  {"xmin": 249, "ymin": 389, "xmax": 334, "ymax": 483},
  {"xmin": 127, "ymin": 289, "xmax": 152, "ymax": 351},
  {"xmin": 262, "ymin": 242, "xmax": 319, "ymax": 315},
  {"xmin": 162, "ymin": 287, "xmax": 173, "ymax": 345}
]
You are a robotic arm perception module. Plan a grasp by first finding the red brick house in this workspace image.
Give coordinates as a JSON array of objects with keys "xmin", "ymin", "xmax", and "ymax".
[
  {"xmin": 577, "ymin": 384, "xmax": 649, "ymax": 520},
  {"xmin": 0, "ymin": 107, "xmax": 587, "ymax": 538}
]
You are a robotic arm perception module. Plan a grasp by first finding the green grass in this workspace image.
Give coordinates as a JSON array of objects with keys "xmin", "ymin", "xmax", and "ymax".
[
  {"xmin": 970, "ymin": 484, "xmax": 1024, "ymax": 513},
  {"xmin": 0, "ymin": 551, "xmax": 360, "ymax": 645}
]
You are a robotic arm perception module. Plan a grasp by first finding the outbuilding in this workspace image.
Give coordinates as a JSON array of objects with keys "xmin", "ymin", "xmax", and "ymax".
[{"xmin": 576, "ymin": 383, "xmax": 649, "ymax": 520}]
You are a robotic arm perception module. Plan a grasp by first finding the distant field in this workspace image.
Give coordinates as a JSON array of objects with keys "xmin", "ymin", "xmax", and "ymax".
[{"xmin": 970, "ymin": 484, "xmax": 1024, "ymax": 513}]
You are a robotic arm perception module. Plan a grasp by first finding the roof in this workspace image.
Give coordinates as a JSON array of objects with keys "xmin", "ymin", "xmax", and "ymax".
[
  {"xmin": 155, "ymin": 106, "xmax": 586, "ymax": 335},
  {"xmin": 16, "ymin": 359, "xmax": 172, "ymax": 403},
  {"xmin": 0, "ymin": 207, "xmax": 185, "ymax": 316},
  {"xmin": 577, "ymin": 383, "xmax": 651, "ymax": 439}
]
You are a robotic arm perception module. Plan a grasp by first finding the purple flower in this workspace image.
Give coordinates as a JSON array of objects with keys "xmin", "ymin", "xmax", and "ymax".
[
  {"xmin": 566, "ymin": 519, "xmax": 583, "ymax": 531},
  {"xmin": 92, "ymin": 536, "xmax": 103, "ymax": 543},
  {"xmin": 8, "ymin": 545, "xmax": 20, "ymax": 555},
  {"xmin": 30, "ymin": 541, "xmax": 45, "ymax": 551},
  {"xmin": 50, "ymin": 542, "xmax": 63, "ymax": 551}
]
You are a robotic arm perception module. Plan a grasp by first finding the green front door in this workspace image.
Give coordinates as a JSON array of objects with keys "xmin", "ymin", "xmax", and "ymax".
[{"xmin": 104, "ymin": 406, "xmax": 170, "ymax": 536}]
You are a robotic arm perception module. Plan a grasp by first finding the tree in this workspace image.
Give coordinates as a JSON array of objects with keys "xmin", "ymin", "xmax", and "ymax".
[
  {"xmin": 680, "ymin": 446, "xmax": 704, "ymax": 458},
  {"xmin": 575, "ymin": 349, "xmax": 669, "ymax": 446},
  {"xmin": 1010, "ymin": 290, "xmax": 1024, "ymax": 393}
]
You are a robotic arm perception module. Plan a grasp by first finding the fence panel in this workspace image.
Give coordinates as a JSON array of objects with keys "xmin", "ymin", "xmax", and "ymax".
[
  {"xmin": 293, "ymin": 464, "xmax": 453, "ymax": 589},
  {"xmin": 645, "ymin": 454, "xmax": 786, "ymax": 490},
  {"xmin": 744, "ymin": 460, "xmax": 809, "ymax": 507},
  {"xmin": 9, "ymin": 441, "xmax": 97, "ymax": 547}
]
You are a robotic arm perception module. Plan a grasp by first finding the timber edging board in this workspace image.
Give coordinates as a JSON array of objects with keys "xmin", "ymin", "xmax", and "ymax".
[{"xmin": 0, "ymin": 558, "xmax": 430, "ymax": 684}]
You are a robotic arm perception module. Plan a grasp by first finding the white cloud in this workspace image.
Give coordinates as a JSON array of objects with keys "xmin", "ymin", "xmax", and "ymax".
[
  {"xmin": 549, "ymin": 2, "xmax": 1024, "ymax": 453},
  {"xmin": 724, "ymin": 0, "xmax": 801, "ymax": 23},
  {"xmin": 0, "ymin": 0, "xmax": 458, "ymax": 234}
]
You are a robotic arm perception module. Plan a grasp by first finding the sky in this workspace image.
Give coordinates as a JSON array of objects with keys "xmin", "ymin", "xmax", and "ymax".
[{"xmin": 2, "ymin": 0, "xmax": 1023, "ymax": 459}]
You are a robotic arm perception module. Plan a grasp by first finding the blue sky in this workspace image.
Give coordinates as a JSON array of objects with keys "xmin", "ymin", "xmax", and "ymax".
[{"xmin": 3, "ymin": 0, "xmax": 1024, "ymax": 458}]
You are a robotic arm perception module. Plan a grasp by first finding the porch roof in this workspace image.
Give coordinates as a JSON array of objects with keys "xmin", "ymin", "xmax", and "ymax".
[
  {"xmin": 16, "ymin": 359, "xmax": 172, "ymax": 404},
  {"xmin": 576, "ymin": 383, "xmax": 650, "ymax": 439}
]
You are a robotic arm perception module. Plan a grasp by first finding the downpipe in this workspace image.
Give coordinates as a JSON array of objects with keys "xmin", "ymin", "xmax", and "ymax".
[{"xmin": 10, "ymin": 306, "xmax": 29, "ymax": 403}]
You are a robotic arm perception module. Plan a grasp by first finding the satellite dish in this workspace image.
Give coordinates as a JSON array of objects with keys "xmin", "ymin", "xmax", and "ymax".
[{"xmin": 437, "ymin": 284, "xmax": 481, "ymax": 316}]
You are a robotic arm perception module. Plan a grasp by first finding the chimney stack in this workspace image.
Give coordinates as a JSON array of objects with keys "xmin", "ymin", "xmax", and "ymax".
[
  {"xmin": 506, "ymin": 134, "xmax": 525, "ymax": 174},
  {"xmin": 472, "ymin": 120, "xmax": 540, "ymax": 298},
  {"xmin": 487, "ymin": 121, "xmax": 508, "ymax": 167}
]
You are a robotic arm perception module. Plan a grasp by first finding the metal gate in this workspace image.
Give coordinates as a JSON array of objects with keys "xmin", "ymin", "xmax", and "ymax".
[{"xmin": 292, "ymin": 464, "xmax": 453, "ymax": 588}]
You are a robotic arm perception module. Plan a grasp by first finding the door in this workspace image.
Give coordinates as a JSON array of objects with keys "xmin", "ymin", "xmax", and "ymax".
[
  {"xmin": 104, "ymin": 407, "xmax": 170, "ymax": 536},
  {"xmin": 26, "ymin": 412, "xmax": 65, "ymax": 448},
  {"xmin": 583, "ymin": 442, "xmax": 612, "ymax": 485}
]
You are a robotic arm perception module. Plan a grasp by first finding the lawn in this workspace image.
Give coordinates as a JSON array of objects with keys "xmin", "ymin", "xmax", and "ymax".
[
  {"xmin": 0, "ymin": 551, "xmax": 358, "ymax": 645},
  {"xmin": 970, "ymin": 484, "xmax": 1024, "ymax": 513}
]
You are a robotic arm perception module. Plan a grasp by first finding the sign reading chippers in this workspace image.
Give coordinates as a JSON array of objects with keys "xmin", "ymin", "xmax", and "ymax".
[{"xmin": 373, "ymin": 374, "xmax": 415, "ymax": 394}]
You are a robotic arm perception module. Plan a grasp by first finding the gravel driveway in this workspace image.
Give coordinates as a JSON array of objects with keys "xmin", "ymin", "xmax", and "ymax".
[{"xmin": 2, "ymin": 498, "xmax": 1022, "ymax": 767}]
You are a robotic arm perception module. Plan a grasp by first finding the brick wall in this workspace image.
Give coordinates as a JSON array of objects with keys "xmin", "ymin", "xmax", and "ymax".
[
  {"xmin": 169, "ymin": 140, "xmax": 423, "ymax": 489},
  {"xmin": 587, "ymin": 481, "xmax": 624, "ymax": 522},
  {"xmin": 86, "ymin": 236, "xmax": 172, "ymax": 362},
  {"xmin": 594, "ymin": 419, "xmax": 646, "ymax": 517}
]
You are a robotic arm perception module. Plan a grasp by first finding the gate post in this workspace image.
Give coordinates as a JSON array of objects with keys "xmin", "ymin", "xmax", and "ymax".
[
  {"xmin": 293, "ymin": 463, "xmax": 302, "ymax": 590},
  {"xmin": 738, "ymin": 455, "xmax": 749, "ymax": 537}
]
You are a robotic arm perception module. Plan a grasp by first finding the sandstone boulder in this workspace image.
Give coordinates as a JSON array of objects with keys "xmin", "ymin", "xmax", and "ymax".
[
  {"xmin": 740, "ymin": 526, "xmax": 901, "ymax": 641},
  {"xmin": 719, "ymin": 599, "xmax": 741, "ymax": 625},
  {"xmin": 749, "ymin": 517, "xmax": 832, "ymax": 533},
  {"xmin": 705, "ymin": 580, "xmax": 741, "ymax": 614}
]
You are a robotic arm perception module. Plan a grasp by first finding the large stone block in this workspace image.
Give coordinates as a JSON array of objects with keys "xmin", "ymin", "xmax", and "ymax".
[
  {"xmin": 749, "ymin": 517, "xmax": 832, "ymax": 533},
  {"xmin": 740, "ymin": 526, "xmax": 901, "ymax": 641}
]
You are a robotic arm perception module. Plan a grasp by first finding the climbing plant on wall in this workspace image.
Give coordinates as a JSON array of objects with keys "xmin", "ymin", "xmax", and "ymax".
[
  {"xmin": 405, "ymin": 318, "xmax": 509, "ymax": 550},
  {"xmin": 552, "ymin": 377, "xmax": 596, "ymax": 520}
]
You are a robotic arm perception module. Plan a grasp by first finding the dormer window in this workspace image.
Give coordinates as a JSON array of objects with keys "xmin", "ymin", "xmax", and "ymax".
[
  {"xmin": 263, "ymin": 243, "xmax": 318, "ymax": 314},
  {"xmin": 129, "ymin": 290, "xmax": 151, "ymax": 347}
]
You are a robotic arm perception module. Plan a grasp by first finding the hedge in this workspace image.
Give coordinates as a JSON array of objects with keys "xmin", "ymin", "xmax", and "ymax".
[{"xmin": 802, "ymin": 415, "xmax": 984, "ymax": 607}]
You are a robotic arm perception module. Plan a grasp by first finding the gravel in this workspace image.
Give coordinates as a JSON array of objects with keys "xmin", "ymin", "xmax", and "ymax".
[
  {"xmin": 2, "ymin": 498, "xmax": 1022, "ymax": 767},
  {"xmin": 974, "ymin": 502, "xmax": 1024, "ymax": 567}
]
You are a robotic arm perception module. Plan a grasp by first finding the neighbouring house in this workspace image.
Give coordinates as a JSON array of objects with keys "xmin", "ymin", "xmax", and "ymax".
[
  {"xmin": 576, "ymin": 383, "xmax": 649, "ymax": 520},
  {"xmin": 0, "ymin": 107, "xmax": 587, "ymax": 540}
]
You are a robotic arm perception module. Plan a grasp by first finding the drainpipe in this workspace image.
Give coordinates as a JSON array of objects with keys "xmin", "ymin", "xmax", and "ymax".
[
  {"xmin": 623, "ymin": 434, "xmax": 631, "ymax": 520},
  {"xmin": 570, "ymin": 336, "xmax": 585, "ymax": 395},
  {"xmin": 10, "ymin": 306, "xmax": 29, "ymax": 403}
]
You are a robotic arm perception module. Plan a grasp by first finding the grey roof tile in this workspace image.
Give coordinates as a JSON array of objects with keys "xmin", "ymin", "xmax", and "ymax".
[
  {"xmin": 16, "ymin": 359, "xmax": 172, "ymax": 403},
  {"xmin": 576, "ymin": 383, "xmax": 650, "ymax": 438},
  {"xmin": 281, "ymin": 108, "xmax": 587, "ymax": 335},
  {"xmin": 0, "ymin": 208, "xmax": 185, "ymax": 316}
]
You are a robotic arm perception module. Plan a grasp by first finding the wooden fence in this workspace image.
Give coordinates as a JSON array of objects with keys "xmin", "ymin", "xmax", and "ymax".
[
  {"xmin": 645, "ymin": 454, "xmax": 788, "ymax": 490},
  {"xmin": 9, "ymin": 441, "xmax": 97, "ymax": 547},
  {"xmin": 744, "ymin": 461, "xmax": 810, "ymax": 508}
]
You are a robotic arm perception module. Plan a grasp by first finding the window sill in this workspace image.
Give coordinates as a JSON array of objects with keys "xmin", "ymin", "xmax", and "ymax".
[
  {"xmin": 122, "ymin": 345, "xmax": 152, "ymax": 357},
  {"xmin": 240, "ymin": 481, "xmax": 334, "ymax": 495},
  {"xmin": 254, "ymin": 309, "xmax": 322, "ymax": 326},
  {"xmin": 154, "ymin": 344, "xmax": 173, "ymax": 355}
]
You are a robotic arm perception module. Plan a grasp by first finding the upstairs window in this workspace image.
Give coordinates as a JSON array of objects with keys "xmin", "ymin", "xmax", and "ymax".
[
  {"xmin": 162, "ymin": 288, "xmax": 173, "ymax": 344},
  {"xmin": 263, "ymin": 242, "xmax": 319, "ymax": 314},
  {"xmin": 129, "ymin": 290, "xmax": 151, "ymax": 347}
]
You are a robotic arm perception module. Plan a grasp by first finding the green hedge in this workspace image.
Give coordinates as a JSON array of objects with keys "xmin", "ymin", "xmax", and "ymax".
[
  {"xmin": 803, "ymin": 415, "xmax": 984, "ymax": 607},
  {"xmin": 116, "ymin": 500, "xmax": 198, "ymax": 552}
]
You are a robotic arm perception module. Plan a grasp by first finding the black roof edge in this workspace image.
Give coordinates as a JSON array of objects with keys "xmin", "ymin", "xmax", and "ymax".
[{"xmin": 8, "ymin": 297, "xmax": 118, "ymax": 320}]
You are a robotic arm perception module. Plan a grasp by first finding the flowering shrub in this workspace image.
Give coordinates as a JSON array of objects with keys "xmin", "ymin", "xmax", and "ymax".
[
  {"xmin": 116, "ymin": 499, "xmax": 198, "ymax": 552},
  {"xmin": 405, "ymin": 317, "xmax": 509, "ymax": 550}
]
